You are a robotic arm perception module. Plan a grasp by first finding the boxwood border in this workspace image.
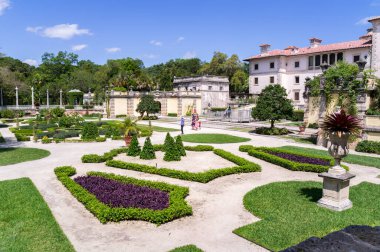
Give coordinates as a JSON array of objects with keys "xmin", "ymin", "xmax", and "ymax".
[
  {"xmin": 239, "ymin": 145, "xmax": 348, "ymax": 173},
  {"xmin": 54, "ymin": 166, "xmax": 192, "ymax": 225}
]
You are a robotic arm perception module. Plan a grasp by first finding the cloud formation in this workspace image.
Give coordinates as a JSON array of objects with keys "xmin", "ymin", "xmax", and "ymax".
[
  {"xmin": 177, "ymin": 36, "xmax": 185, "ymax": 43},
  {"xmin": 150, "ymin": 40, "xmax": 162, "ymax": 46},
  {"xmin": 105, "ymin": 47, "xmax": 121, "ymax": 53},
  {"xmin": 26, "ymin": 24, "xmax": 92, "ymax": 40},
  {"xmin": 0, "ymin": 0, "xmax": 10, "ymax": 16},
  {"xmin": 356, "ymin": 16, "xmax": 376, "ymax": 25},
  {"xmin": 72, "ymin": 44, "xmax": 88, "ymax": 51},
  {"xmin": 183, "ymin": 51, "xmax": 196, "ymax": 59},
  {"xmin": 23, "ymin": 59, "xmax": 38, "ymax": 66}
]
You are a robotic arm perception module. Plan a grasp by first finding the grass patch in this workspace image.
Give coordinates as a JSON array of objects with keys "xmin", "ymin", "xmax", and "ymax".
[
  {"xmin": 55, "ymin": 166, "xmax": 192, "ymax": 224},
  {"xmin": 228, "ymin": 127, "xmax": 252, "ymax": 133},
  {"xmin": 168, "ymin": 244, "xmax": 204, "ymax": 252},
  {"xmin": 278, "ymin": 146, "xmax": 380, "ymax": 169},
  {"xmin": 182, "ymin": 133, "xmax": 250, "ymax": 144},
  {"xmin": 137, "ymin": 124, "xmax": 179, "ymax": 132},
  {"xmin": 0, "ymin": 178, "xmax": 74, "ymax": 251},
  {"xmin": 234, "ymin": 181, "xmax": 380, "ymax": 251},
  {"xmin": 280, "ymin": 135, "xmax": 316, "ymax": 145},
  {"xmin": 0, "ymin": 148, "xmax": 50, "ymax": 166}
]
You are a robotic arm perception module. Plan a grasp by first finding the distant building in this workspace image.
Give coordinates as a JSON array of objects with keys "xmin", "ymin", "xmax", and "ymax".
[
  {"xmin": 244, "ymin": 17, "xmax": 380, "ymax": 108},
  {"xmin": 173, "ymin": 75, "xmax": 230, "ymax": 110}
]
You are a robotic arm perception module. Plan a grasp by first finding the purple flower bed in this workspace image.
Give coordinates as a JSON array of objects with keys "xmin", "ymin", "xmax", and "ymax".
[
  {"xmin": 74, "ymin": 176, "xmax": 169, "ymax": 210},
  {"xmin": 264, "ymin": 150, "xmax": 331, "ymax": 166}
]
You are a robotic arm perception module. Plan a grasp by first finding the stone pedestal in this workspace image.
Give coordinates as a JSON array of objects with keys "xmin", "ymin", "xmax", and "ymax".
[{"xmin": 318, "ymin": 172, "xmax": 356, "ymax": 211}]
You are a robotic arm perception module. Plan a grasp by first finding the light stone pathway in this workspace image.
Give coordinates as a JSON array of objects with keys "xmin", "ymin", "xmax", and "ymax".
[{"xmin": 0, "ymin": 123, "xmax": 379, "ymax": 252}]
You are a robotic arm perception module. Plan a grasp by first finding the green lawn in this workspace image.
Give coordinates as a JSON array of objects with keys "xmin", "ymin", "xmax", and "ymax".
[
  {"xmin": 0, "ymin": 148, "xmax": 50, "ymax": 166},
  {"xmin": 182, "ymin": 133, "xmax": 250, "ymax": 144},
  {"xmin": 0, "ymin": 178, "xmax": 74, "ymax": 251},
  {"xmin": 234, "ymin": 181, "xmax": 380, "ymax": 251},
  {"xmin": 280, "ymin": 136, "xmax": 316, "ymax": 145},
  {"xmin": 278, "ymin": 145, "xmax": 380, "ymax": 168},
  {"xmin": 168, "ymin": 245, "xmax": 203, "ymax": 252},
  {"xmin": 137, "ymin": 124, "xmax": 179, "ymax": 132}
]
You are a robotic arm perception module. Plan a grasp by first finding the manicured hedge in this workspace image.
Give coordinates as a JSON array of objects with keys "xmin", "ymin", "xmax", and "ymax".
[
  {"xmin": 355, "ymin": 140, "xmax": 380, "ymax": 155},
  {"xmin": 15, "ymin": 134, "xmax": 30, "ymax": 141},
  {"xmin": 184, "ymin": 145, "xmax": 214, "ymax": 151},
  {"xmin": 54, "ymin": 166, "xmax": 192, "ymax": 224},
  {"xmin": 239, "ymin": 145, "xmax": 346, "ymax": 173},
  {"xmin": 106, "ymin": 149, "xmax": 261, "ymax": 183},
  {"xmin": 81, "ymin": 148, "xmax": 128, "ymax": 163}
]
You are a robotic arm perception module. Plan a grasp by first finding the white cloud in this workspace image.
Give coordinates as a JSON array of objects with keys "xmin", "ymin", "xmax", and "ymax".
[
  {"xmin": 105, "ymin": 47, "xmax": 121, "ymax": 53},
  {"xmin": 26, "ymin": 24, "xmax": 92, "ymax": 40},
  {"xmin": 23, "ymin": 59, "xmax": 38, "ymax": 66},
  {"xmin": 177, "ymin": 36, "xmax": 185, "ymax": 43},
  {"xmin": 356, "ymin": 16, "xmax": 376, "ymax": 25},
  {"xmin": 72, "ymin": 44, "xmax": 87, "ymax": 51},
  {"xmin": 0, "ymin": 0, "xmax": 10, "ymax": 16},
  {"xmin": 143, "ymin": 54, "xmax": 158, "ymax": 59},
  {"xmin": 150, "ymin": 40, "xmax": 162, "ymax": 46},
  {"xmin": 183, "ymin": 51, "xmax": 197, "ymax": 59}
]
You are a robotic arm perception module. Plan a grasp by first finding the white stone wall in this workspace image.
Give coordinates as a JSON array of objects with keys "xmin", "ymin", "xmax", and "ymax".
[{"xmin": 370, "ymin": 19, "xmax": 380, "ymax": 78}]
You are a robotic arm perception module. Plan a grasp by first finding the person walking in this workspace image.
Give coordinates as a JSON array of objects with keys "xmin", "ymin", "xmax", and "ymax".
[{"xmin": 180, "ymin": 117, "xmax": 185, "ymax": 134}]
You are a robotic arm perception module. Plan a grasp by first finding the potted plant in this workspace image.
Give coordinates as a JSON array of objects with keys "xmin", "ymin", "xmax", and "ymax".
[
  {"xmin": 298, "ymin": 122, "xmax": 306, "ymax": 134},
  {"xmin": 320, "ymin": 109, "xmax": 362, "ymax": 174},
  {"xmin": 122, "ymin": 117, "xmax": 140, "ymax": 146}
]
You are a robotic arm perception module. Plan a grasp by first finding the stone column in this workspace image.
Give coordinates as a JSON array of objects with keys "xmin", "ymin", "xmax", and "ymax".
[
  {"xmin": 15, "ymin": 86, "xmax": 19, "ymax": 109},
  {"xmin": 59, "ymin": 89, "xmax": 63, "ymax": 108},
  {"xmin": 46, "ymin": 89, "xmax": 49, "ymax": 108},
  {"xmin": 31, "ymin": 87, "xmax": 35, "ymax": 109}
]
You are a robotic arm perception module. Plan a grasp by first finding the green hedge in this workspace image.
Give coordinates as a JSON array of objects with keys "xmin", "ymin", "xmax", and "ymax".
[
  {"xmin": 355, "ymin": 140, "xmax": 380, "ymax": 155},
  {"xmin": 239, "ymin": 145, "xmax": 346, "ymax": 173},
  {"xmin": 54, "ymin": 166, "xmax": 192, "ymax": 224},
  {"xmin": 15, "ymin": 134, "xmax": 30, "ymax": 141},
  {"xmin": 95, "ymin": 137, "xmax": 106, "ymax": 142},
  {"xmin": 167, "ymin": 113, "xmax": 178, "ymax": 117},
  {"xmin": 81, "ymin": 148, "xmax": 128, "ymax": 163},
  {"xmin": 184, "ymin": 145, "xmax": 214, "ymax": 151},
  {"xmin": 106, "ymin": 149, "xmax": 261, "ymax": 183}
]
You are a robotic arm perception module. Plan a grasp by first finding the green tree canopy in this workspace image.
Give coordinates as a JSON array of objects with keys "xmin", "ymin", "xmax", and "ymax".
[
  {"xmin": 136, "ymin": 95, "xmax": 160, "ymax": 117},
  {"xmin": 251, "ymin": 84, "xmax": 293, "ymax": 128}
]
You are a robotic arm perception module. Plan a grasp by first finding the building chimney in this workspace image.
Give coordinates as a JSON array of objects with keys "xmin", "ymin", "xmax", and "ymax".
[
  {"xmin": 309, "ymin": 38, "xmax": 322, "ymax": 48},
  {"xmin": 259, "ymin": 44, "xmax": 271, "ymax": 54}
]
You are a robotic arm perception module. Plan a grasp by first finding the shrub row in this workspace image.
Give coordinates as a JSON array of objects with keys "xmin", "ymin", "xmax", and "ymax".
[
  {"xmin": 54, "ymin": 166, "xmax": 192, "ymax": 224},
  {"xmin": 239, "ymin": 145, "xmax": 342, "ymax": 173},
  {"xmin": 255, "ymin": 127, "xmax": 289, "ymax": 135},
  {"xmin": 15, "ymin": 134, "xmax": 30, "ymax": 141},
  {"xmin": 184, "ymin": 145, "xmax": 214, "ymax": 151},
  {"xmin": 81, "ymin": 148, "xmax": 128, "ymax": 163},
  {"xmin": 355, "ymin": 140, "xmax": 380, "ymax": 155},
  {"xmin": 167, "ymin": 113, "xmax": 178, "ymax": 117},
  {"xmin": 106, "ymin": 149, "xmax": 261, "ymax": 183}
]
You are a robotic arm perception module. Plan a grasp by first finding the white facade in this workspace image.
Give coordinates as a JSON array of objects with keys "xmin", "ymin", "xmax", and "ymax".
[{"xmin": 245, "ymin": 19, "xmax": 380, "ymax": 109}]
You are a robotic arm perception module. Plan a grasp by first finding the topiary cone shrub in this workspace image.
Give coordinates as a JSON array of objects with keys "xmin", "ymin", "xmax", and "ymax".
[
  {"xmin": 163, "ymin": 132, "xmax": 172, "ymax": 152},
  {"xmin": 140, "ymin": 137, "xmax": 156, "ymax": 160},
  {"xmin": 127, "ymin": 135, "xmax": 141, "ymax": 156},
  {"xmin": 163, "ymin": 134, "xmax": 181, "ymax": 161},
  {"xmin": 176, "ymin": 135, "xmax": 186, "ymax": 156}
]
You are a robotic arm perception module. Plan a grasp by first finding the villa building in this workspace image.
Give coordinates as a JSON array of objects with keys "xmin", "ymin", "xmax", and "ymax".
[{"xmin": 244, "ymin": 16, "xmax": 380, "ymax": 108}]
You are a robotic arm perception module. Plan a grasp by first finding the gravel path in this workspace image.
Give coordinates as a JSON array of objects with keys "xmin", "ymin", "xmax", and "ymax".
[{"xmin": 0, "ymin": 124, "xmax": 379, "ymax": 252}]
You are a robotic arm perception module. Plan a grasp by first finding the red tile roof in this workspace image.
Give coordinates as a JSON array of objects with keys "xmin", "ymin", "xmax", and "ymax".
[{"xmin": 244, "ymin": 39, "xmax": 371, "ymax": 61}]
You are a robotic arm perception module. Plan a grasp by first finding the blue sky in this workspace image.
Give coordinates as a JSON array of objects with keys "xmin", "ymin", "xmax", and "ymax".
[{"xmin": 0, "ymin": 0, "xmax": 379, "ymax": 67}]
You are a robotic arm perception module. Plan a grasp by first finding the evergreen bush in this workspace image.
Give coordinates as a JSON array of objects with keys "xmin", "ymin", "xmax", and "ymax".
[
  {"xmin": 81, "ymin": 122, "xmax": 99, "ymax": 140},
  {"xmin": 140, "ymin": 137, "xmax": 156, "ymax": 160},
  {"xmin": 163, "ymin": 132, "xmax": 172, "ymax": 151},
  {"xmin": 176, "ymin": 135, "xmax": 186, "ymax": 156},
  {"xmin": 163, "ymin": 135, "xmax": 181, "ymax": 161},
  {"xmin": 127, "ymin": 135, "xmax": 141, "ymax": 156}
]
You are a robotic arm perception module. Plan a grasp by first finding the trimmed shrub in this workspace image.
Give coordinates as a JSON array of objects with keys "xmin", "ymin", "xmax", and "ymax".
[
  {"xmin": 184, "ymin": 145, "xmax": 214, "ymax": 151},
  {"xmin": 291, "ymin": 110, "xmax": 304, "ymax": 121},
  {"xmin": 42, "ymin": 136, "xmax": 53, "ymax": 144},
  {"xmin": 116, "ymin": 114, "xmax": 127, "ymax": 118},
  {"xmin": 176, "ymin": 135, "xmax": 186, "ymax": 156},
  {"xmin": 141, "ymin": 115, "xmax": 158, "ymax": 120},
  {"xmin": 52, "ymin": 130, "xmax": 80, "ymax": 139},
  {"xmin": 96, "ymin": 137, "xmax": 107, "ymax": 142},
  {"xmin": 164, "ymin": 135, "xmax": 181, "ymax": 161},
  {"xmin": 81, "ymin": 122, "xmax": 99, "ymax": 140},
  {"xmin": 106, "ymin": 149, "xmax": 261, "ymax": 183},
  {"xmin": 0, "ymin": 109, "xmax": 15, "ymax": 118},
  {"xmin": 127, "ymin": 135, "xmax": 141, "ymax": 156},
  {"xmin": 255, "ymin": 127, "xmax": 289, "ymax": 135},
  {"xmin": 355, "ymin": 140, "xmax": 380, "ymax": 155},
  {"xmin": 82, "ymin": 148, "xmax": 127, "ymax": 163},
  {"xmin": 167, "ymin": 113, "xmax": 178, "ymax": 117},
  {"xmin": 163, "ymin": 132, "xmax": 171, "ymax": 151},
  {"xmin": 54, "ymin": 166, "xmax": 192, "ymax": 224},
  {"xmin": 140, "ymin": 137, "xmax": 156, "ymax": 160},
  {"xmin": 15, "ymin": 134, "xmax": 30, "ymax": 141}
]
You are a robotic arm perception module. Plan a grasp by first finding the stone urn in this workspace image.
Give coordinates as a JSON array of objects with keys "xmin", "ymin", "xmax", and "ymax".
[{"xmin": 327, "ymin": 132, "xmax": 349, "ymax": 175}]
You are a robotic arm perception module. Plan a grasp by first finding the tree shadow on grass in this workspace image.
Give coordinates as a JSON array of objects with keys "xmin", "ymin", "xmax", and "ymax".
[{"xmin": 299, "ymin": 187, "xmax": 322, "ymax": 202}]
